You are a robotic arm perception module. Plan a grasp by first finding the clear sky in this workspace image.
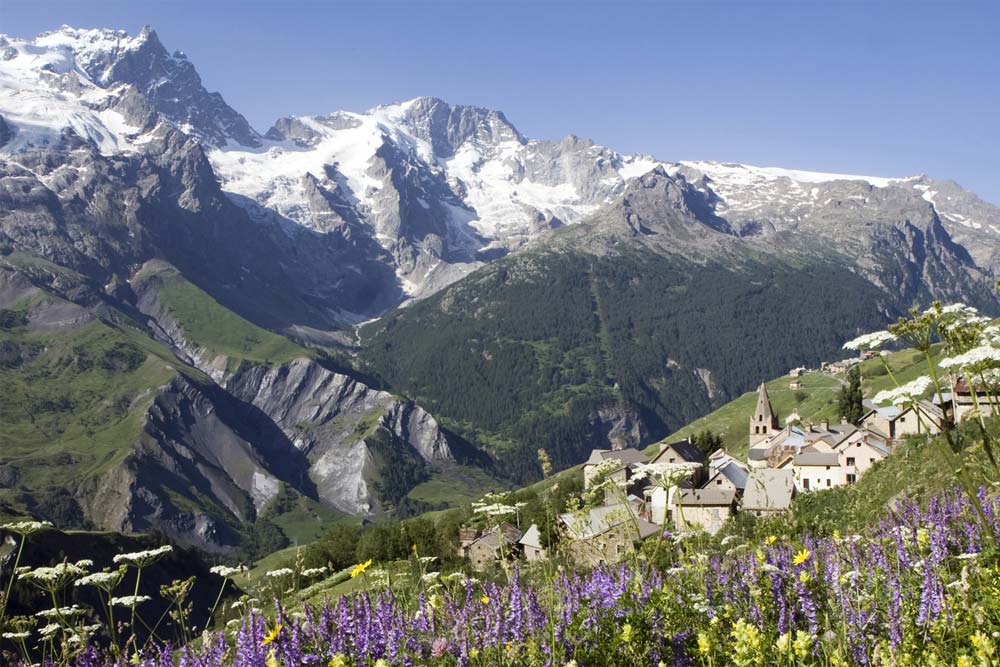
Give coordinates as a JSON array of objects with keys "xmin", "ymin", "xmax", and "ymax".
[{"xmin": 3, "ymin": 0, "xmax": 999, "ymax": 204}]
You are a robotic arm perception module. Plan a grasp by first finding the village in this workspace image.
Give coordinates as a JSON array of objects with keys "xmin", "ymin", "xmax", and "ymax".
[{"xmin": 456, "ymin": 363, "xmax": 985, "ymax": 569}]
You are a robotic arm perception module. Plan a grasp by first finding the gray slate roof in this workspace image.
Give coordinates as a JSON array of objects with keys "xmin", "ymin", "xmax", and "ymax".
[
  {"xmin": 560, "ymin": 503, "xmax": 659, "ymax": 540},
  {"xmin": 584, "ymin": 448, "xmax": 651, "ymax": 467},
  {"xmin": 742, "ymin": 469, "xmax": 795, "ymax": 511},
  {"xmin": 793, "ymin": 449, "xmax": 840, "ymax": 466},
  {"xmin": 651, "ymin": 439, "xmax": 707, "ymax": 465},
  {"xmin": 715, "ymin": 460, "xmax": 749, "ymax": 489},
  {"xmin": 677, "ymin": 486, "xmax": 736, "ymax": 506}
]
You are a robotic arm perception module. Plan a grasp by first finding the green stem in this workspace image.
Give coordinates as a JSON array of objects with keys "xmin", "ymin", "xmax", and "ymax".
[
  {"xmin": 0, "ymin": 532, "xmax": 26, "ymax": 623},
  {"xmin": 204, "ymin": 577, "xmax": 230, "ymax": 632}
]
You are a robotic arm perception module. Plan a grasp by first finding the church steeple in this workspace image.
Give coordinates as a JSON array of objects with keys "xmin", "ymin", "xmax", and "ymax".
[{"xmin": 749, "ymin": 382, "xmax": 779, "ymax": 448}]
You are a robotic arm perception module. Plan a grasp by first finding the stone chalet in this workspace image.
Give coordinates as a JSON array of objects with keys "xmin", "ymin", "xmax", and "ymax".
[
  {"xmin": 559, "ymin": 502, "xmax": 660, "ymax": 567},
  {"xmin": 459, "ymin": 522, "xmax": 522, "ymax": 571}
]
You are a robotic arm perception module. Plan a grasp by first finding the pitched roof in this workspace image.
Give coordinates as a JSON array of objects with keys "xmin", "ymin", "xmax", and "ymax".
[
  {"xmin": 676, "ymin": 486, "xmax": 736, "ymax": 506},
  {"xmin": 651, "ymin": 439, "xmax": 707, "ymax": 465},
  {"xmin": 715, "ymin": 460, "xmax": 749, "ymax": 489},
  {"xmin": 742, "ymin": 469, "xmax": 795, "ymax": 511},
  {"xmin": 793, "ymin": 448, "xmax": 840, "ymax": 466},
  {"xmin": 471, "ymin": 523, "xmax": 521, "ymax": 548},
  {"xmin": 518, "ymin": 524, "xmax": 544, "ymax": 550},
  {"xmin": 560, "ymin": 503, "xmax": 642, "ymax": 540},
  {"xmin": 584, "ymin": 448, "xmax": 650, "ymax": 467}
]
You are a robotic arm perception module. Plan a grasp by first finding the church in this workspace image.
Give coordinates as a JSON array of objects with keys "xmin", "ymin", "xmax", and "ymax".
[{"xmin": 745, "ymin": 383, "xmax": 892, "ymax": 492}]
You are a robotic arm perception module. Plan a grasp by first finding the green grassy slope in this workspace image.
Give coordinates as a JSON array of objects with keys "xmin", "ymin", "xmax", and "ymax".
[
  {"xmin": 0, "ymin": 309, "xmax": 183, "ymax": 524},
  {"xmin": 135, "ymin": 262, "xmax": 307, "ymax": 366}
]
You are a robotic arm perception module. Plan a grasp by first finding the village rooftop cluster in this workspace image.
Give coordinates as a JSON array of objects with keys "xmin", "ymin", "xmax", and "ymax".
[{"xmin": 457, "ymin": 363, "xmax": 987, "ymax": 569}]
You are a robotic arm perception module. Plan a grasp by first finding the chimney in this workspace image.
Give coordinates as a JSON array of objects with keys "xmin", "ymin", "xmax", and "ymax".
[{"xmin": 821, "ymin": 419, "xmax": 829, "ymax": 431}]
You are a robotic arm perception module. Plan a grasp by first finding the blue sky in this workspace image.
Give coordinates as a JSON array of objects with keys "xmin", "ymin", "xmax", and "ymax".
[{"xmin": 4, "ymin": 0, "xmax": 999, "ymax": 204}]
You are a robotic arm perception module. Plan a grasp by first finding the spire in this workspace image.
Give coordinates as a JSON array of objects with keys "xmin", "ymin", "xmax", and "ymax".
[{"xmin": 754, "ymin": 383, "xmax": 775, "ymax": 423}]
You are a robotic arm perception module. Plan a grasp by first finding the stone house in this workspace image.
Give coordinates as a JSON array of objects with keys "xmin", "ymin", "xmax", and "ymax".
[
  {"xmin": 672, "ymin": 486, "xmax": 737, "ymax": 534},
  {"xmin": 462, "ymin": 523, "xmax": 522, "ymax": 571},
  {"xmin": 835, "ymin": 431, "xmax": 890, "ymax": 484},
  {"xmin": 560, "ymin": 503, "xmax": 659, "ymax": 567}
]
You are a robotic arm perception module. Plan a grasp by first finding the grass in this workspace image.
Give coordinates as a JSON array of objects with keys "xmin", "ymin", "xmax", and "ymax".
[
  {"xmin": 266, "ymin": 496, "xmax": 354, "ymax": 546},
  {"xmin": 0, "ymin": 316, "xmax": 181, "ymax": 507},
  {"xmin": 139, "ymin": 263, "xmax": 307, "ymax": 366},
  {"xmin": 406, "ymin": 465, "xmax": 510, "ymax": 507}
]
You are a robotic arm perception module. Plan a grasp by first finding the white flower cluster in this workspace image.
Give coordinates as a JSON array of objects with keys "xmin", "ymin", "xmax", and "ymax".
[
  {"xmin": 209, "ymin": 565, "xmax": 243, "ymax": 578},
  {"xmin": 38, "ymin": 623, "xmax": 61, "ymax": 638},
  {"xmin": 75, "ymin": 571, "xmax": 122, "ymax": 588},
  {"xmin": 111, "ymin": 595, "xmax": 150, "ymax": 607},
  {"xmin": 843, "ymin": 330, "xmax": 896, "ymax": 351},
  {"xmin": 872, "ymin": 376, "xmax": 933, "ymax": 406},
  {"xmin": 2, "ymin": 631, "xmax": 30, "ymax": 640},
  {"xmin": 113, "ymin": 544, "xmax": 173, "ymax": 567},
  {"xmin": 0, "ymin": 520, "xmax": 53, "ymax": 535},
  {"xmin": 939, "ymin": 345, "xmax": 1000, "ymax": 371},
  {"xmin": 35, "ymin": 605, "xmax": 85, "ymax": 618},
  {"xmin": 631, "ymin": 462, "xmax": 702, "ymax": 488},
  {"xmin": 265, "ymin": 568, "xmax": 293, "ymax": 578},
  {"xmin": 301, "ymin": 567, "xmax": 327, "ymax": 578},
  {"xmin": 19, "ymin": 562, "xmax": 86, "ymax": 585}
]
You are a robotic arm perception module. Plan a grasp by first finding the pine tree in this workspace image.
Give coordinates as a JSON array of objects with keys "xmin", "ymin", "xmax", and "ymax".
[{"xmin": 838, "ymin": 366, "xmax": 864, "ymax": 425}]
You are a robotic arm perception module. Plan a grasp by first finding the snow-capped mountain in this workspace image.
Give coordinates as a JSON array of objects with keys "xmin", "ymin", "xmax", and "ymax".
[{"xmin": 3, "ymin": 24, "xmax": 1000, "ymax": 315}]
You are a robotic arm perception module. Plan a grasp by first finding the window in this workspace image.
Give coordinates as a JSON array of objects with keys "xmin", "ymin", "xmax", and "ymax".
[
  {"xmin": 759, "ymin": 415, "xmax": 763, "ymax": 422},
  {"xmin": 869, "ymin": 458, "xmax": 875, "ymax": 465},
  {"xmin": 803, "ymin": 478, "xmax": 810, "ymax": 490},
  {"xmin": 716, "ymin": 479, "xmax": 722, "ymax": 485},
  {"xmin": 847, "ymin": 457, "xmax": 855, "ymax": 466},
  {"xmin": 826, "ymin": 479, "xmax": 831, "ymax": 487},
  {"xmin": 847, "ymin": 474, "xmax": 857, "ymax": 484},
  {"xmin": 669, "ymin": 457, "xmax": 676, "ymax": 463}
]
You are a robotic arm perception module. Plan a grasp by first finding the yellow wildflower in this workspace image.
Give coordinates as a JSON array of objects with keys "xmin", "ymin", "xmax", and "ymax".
[
  {"xmin": 793, "ymin": 549, "xmax": 812, "ymax": 566},
  {"xmin": 792, "ymin": 630, "xmax": 813, "ymax": 659},
  {"xmin": 765, "ymin": 535, "xmax": 777, "ymax": 545},
  {"xmin": 262, "ymin": 624, "xmax": 283, "ymax": 646},
  {"xmin": 350, "ymin": 559, "xmax": 373, "ymax": 578},
  {"xmin": 480, "ymin": 594, "xmax": 490, "ymax": 604},
  {"xmin": 729, "ymin": 618, "xmax": 763, "ymax": 666},
  {"xmin": 775, "ymin": 632, "xmax": 791, "ymax": 654},
  {"xmin": 266, "ymin": 649, "xmax": 280, "ymax": 667},
  {"xmin": 328, "ymin": 655, "xmax": 348, "ymax": 667},
  {"xmin": 833, "ymin": 529, "xmax": 842, "ymax": 540},
  {"xmin": 621, "ymin": 623, "xmax": 635, "ymax": 643},
  {"xmin": 956, "ymin": 656, "xmax": 973, "ymax": 667},
  {"xmin": 799, "ymin": 570, "xmax": 811, "ymax": 584},
  {"xmin": 696, "ymin": 631, "xmax": 712, "ymax": 655}
]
